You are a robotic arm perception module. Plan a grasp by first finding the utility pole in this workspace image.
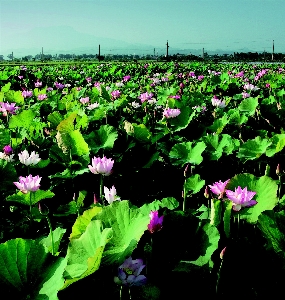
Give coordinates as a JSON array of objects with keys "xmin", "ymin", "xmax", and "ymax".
[
  {"xmin": 41, "ymin": 47, "xmax": 43, "ymax": 60},
  {"xmin": 272, "ymin": 40, "xmax": 274, "ymax": 61},
  {"xmin": 154, "ymin": 48, "xmax": 155, "ymax": 58},
  {"xmin": 202, "ymin": 48, "xmax": 204, "ymax": 60},
  {"xmin": 166, "ymin": 40, "xmax": 169, "ymax": 58},
  {"xmin": 264, "ymin": 48, "xmax": 266, "ymax": 61},
  {"xmin": 99, "ymin": 44, "xmax": 101, "ymax": 57},
  {"xmin": 11, "ymin": 52, "xmax": 13, "ymax": 61}
]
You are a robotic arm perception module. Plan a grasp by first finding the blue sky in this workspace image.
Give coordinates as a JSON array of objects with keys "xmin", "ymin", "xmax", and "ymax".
[{"xmin": 0, "ymin": 0, "xmax": 284, "ymax": 57}]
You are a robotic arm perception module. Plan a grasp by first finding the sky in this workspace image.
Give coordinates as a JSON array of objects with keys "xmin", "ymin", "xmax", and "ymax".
[{"xmin": 0, "ymin": 0, "xmax": 284, "ymax": 57}]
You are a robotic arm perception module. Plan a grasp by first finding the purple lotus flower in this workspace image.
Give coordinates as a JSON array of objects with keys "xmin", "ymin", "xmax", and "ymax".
[
  {"xmin": 47, "ymin": 87, "xmax": 53, "ymax": 92},
  {"xmin": 148, "ymin": 211, "xmax": 164, "ymax": 234},
  {"xmin": 244, "ymin": 83, "xmax": 259, "ymax": 91},
  {"xmin": 34, "ymin": 80, "xmax": 42, "ymax": 88},
  {"xmin": 22, "ymin": 90, "xmax": 33, "ymax": 98},
  {"xmin": 111, "ymin": 90, "xmax": 121, "ymax": 99},
  {"xmin": 54, "ymin": 82, "xmax": 65, "ymax": 90},
  {"xmin": 14, "ymin": 175, "xmax": 41, "ymax": 194},
  {"xmin": 3, "ymin": 145, "xmax": 13, "ymax": 155},
  {"xmin": 225, "ymin": 186, "xmax": 257, "ymax": 211},
  {"xmin": 138, "ymin": 92, "xmax": 153, "ymax": 103},
  {"xmin": 38, "ymin": 94, "xmax": 47, "ymax": 100},
  {"xmin": 197, "ymin": 75, "xmax": 204, "ymax": 81},
  {"xmin": 212, "ymin": 96, "xmax": 226, "ymax": 108},
  {"xmin": 0, "ymin": 102, "xmax": 19, "ymax": 116},
  {"xmin": 163, "ymin": 108, "xmax": 181, "ymax": 118},
  {"xmin": 80, "ymin": 97, "xmax": 90, "ymax": 104},
  {"xmin": 18, "ymin": 150, "xmax": 41, "ymax": 166},
  {"xmin": 88, "ymin": 156, "xmax": 114, "ymax": 176},
  {"xmin": 208, "ymin": 179, "xmax": 230, "ymax": 198},
  {"xmin": 114, "ymin": 257, "xmax": 147, "ymax": 287},
  {"xmin": 104, "ymin": 185, "xmax": 121, "ymax": 204}
]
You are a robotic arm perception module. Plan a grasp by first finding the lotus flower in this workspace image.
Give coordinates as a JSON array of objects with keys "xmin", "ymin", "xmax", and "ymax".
[
  {"xmin": 86, "ymin": 102, "xmax": 100, "ymax": 110},
  {"xmin": 38, "ymin": 94, "xmax": 47, "ymax": 100},
  {"xmin": 80, "ymin": 97, "xmax": 90, "ymax": 104},
  {"xmin": 88, "ymin": 156, "xmax": 114, "ymax": 176},
  {"xmin": 18, "ymin": 150, "xmax": 41, "ymax": 166},
  {"xmin": 114, "ymin": 257, "xmax": 147, "ymax": 287},
  {"xmin": 208, "ymin": 179, "xmax": 230, "ymax": 198},
  {"xmin": 163, "ymin": 108, "xmax": 181, "ymax": 118},
  {"xmin": 148, "ymin": 211, "xmax": 164, "ymax": 233},
  {"xmin": 111, "ymin": 90, "xmax": 121, "ymax": 99},
  {"xmin": 0, "ymin": 102, "xmax": 19, "ymax": 116},
  {"xmin": 3, "ymin": 145, "xmax": 13, "ymax": 155},
  {"xmin": 211, "ymin": 96, "xmax": 226, "ymax": 108},
  {"xmin": 54, "ymin": 82, "xmax": 65, "ymax": 89},
  {"xmin": 14, "ymin": 175, "xmax": 41, "ymax": 194},
  {"xmin": 22, "ymin": 90, "xmax": 33, "ymax": 98},
  {"xmin": 34, "ymin": 80, "xmax": 42, "ymax": 87},
  {"xmin": 138, "ymin": 92, "xmax": 153, "ymax": 103},
  {"xmin": 225, "ymin": 186, "xmax": 257, "ymax": 211},
  {"xmin": 104, "ymin": 185, "xmax": 121, "ymax": 204}
]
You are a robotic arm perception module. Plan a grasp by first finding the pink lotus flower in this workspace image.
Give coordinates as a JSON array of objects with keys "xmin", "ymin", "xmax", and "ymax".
[
  {"xmin": 80, "ymin": 97, "xmax": 90, "ymax": 104},
  {"xmin": 138, "ymin": 92, "xmax": 153, "ymax": 103},
  {"xmin": 242, "ymin": 92, "xmax": 250, "ymax": 99},
  {"xmin": 22, "ymin": 90, "xmax": 33, "ymax": 98},
  {"xmin": 169, "ymin": 95, "xmax": 180, "ymax": 99},
  {"xmin": 0, "ymin": 102, "xmax": 19, "ymax": 116},
  {"xmin": 47, "ymin": 87, "xmax": 53, "ymax": 92},
  {"xmin": 18, "ymin": 76, "xmax": 23, "ymax": 80},
  {"xmin": 197, "ymin": 75, "xmax": 204, "ymax": 81},
  {"xmin": 225, "ymin": 186, "xmax": 257, "ymax": 211},
  {"xmin": 14, "ymin": 175, "xmax": 41, "ymax": 194},
  {"xmin": 163, "ymin": 108, "xmax": 181, "ymax": 118},
  {"xmin": 34, "ymin": 80, "xmax": 42, "ymax": 87},
  {"xmin": 111, "ymin": 90, "xmax": 121, "ymax": 99},
  {"xmin": 38, "ymin": 94, "xmax": 47, "ymax": 100},
  {"xmin": 148, "ymin": 211, "xmax": 164, "ymax": 233},
  {"xmin": 18, "ymin": 150, "xmax": 41, "ymax": 166},
  {"xmin": 86, "ymin": 77, "xmax": 92, "ymax": 83},
  {"xmin": 266, "ymin": 83, "xmax": 270, "ymax": 88},
  {"xmin": 208, "ymin": 179, "xmax": 230, "ymax": 198},
  {"xmin": 104, "ymin": 185, "xmax": 121, "ymax": 204},
  {"xmin": 88, "ymin": 156, "xmax": 114, "ymax": 176},
  {"xmin": 123, "ymin": 75, "xmax": 131, "ymax": 82}
]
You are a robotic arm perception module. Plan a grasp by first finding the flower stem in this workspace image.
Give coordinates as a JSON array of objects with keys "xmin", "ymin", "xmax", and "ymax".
[
  {"xmin": 100, "ymin": 174, "xmax": 103, "ymax": 201},
  {"xmin": 46, "ymin": 215, "xmax": 55, "ymax": 255},
  {"xmin": 29, "ymin": 192, "xmax": 34, "ymax": 226},
  {"xmin": 215, "ymin": 259, "xmax": 224, "ymax": 295}
]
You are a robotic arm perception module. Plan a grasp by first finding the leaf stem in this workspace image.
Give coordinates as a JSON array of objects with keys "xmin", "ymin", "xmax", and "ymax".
[{"xmin": 46, "ymin": 215, "xmax": 55, "ymax": 255}]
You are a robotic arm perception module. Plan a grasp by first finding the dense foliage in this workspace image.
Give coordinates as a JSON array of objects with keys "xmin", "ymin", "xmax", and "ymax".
[{"xmin": 0, "ymin": 61, "xmax": 285, "ymax": 299}]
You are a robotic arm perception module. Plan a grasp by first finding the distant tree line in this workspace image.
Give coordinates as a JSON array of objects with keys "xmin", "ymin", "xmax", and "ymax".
[{"xmin": 1, "ymin": 51, "xmax": 284, "ymax": 63}]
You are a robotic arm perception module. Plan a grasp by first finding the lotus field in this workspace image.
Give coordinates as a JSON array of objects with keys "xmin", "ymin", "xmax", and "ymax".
[{"xmin": 1, "ymin": 61, "xmax": 285, "ymax": 299}]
